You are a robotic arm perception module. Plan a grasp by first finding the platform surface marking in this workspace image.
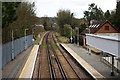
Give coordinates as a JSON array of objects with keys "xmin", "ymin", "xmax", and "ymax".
[{"xmin": 19, "ymin": 45, "xmax": 39, "ymax": 79}]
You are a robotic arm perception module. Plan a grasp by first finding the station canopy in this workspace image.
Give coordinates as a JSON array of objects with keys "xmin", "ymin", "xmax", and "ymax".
[{"xmin": 86, "ymin": 33, "xmax": 120, "ymax": 58}]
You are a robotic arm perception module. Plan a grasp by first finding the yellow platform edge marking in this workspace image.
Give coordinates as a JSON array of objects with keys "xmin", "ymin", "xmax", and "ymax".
[
  {"xmin": 19, "ymin": 32, "xmax": 47, "ymax": 79},
  {"xmin": 19, "ymin": 45, "xmax": 39, "ymax": 79},
  {"xmin": 61, "ymin": 44, "xmax": 105, "ymax": 79}
]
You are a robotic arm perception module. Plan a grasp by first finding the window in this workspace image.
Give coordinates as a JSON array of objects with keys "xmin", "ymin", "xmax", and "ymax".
[{"xmin": 105, "ymin": 26, "xmax": 109, "ymax": 30}]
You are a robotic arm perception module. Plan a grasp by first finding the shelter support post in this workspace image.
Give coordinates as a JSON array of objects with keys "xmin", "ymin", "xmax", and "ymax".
[{"xmin": 111, "ymin": 55, "xmax": 114, "ymax": 76}]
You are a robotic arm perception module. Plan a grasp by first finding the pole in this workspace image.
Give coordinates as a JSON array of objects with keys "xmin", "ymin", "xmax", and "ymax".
[
  {"xmin": 111, "ymin": 55, "xmax": 114, "ymax": 76},
  {"xmin": 12, "ymin": 30, "xmax": 14, "ymax": 60},
  {"xmin": 25, "ymin": 29, "xmax": 26, "ymax": 49},
  {"xmin": 75, "ymin": 27, "xmax": 77, "ymax": 45},
  {"xmin": 77, "ymin": 28, "xmax": 79, "ymax": 46},
  {"xmin": 89, "ymin": 26, "xmax": 90, "ymax": 34},
  {"xmin": 70, "ymin": 27, "xmax": 73, "ymax": 43},
  {"xmin": 71, "ymin": 29, "xmax": 72, "ymax": 43},
  {"xmin": 25, "ymin": 29, "xmax": 28, "ymax": 49},
  {"xmin": 74, "ymin": 36, "xmax": 75, "ymax": 44},
  {"xmin": 32, "ymin": 26, "xmax": 35, "ymax": 35},
  {"xmin": 88, "ymin": 20, "xmax": 91, "ymax": 55}
]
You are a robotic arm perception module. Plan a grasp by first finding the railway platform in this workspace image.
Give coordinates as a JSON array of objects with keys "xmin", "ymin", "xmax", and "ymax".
[
  {"xmin": 19, "ymin": 32, "xmax": 48, "ymax": 79},
  {"xmin": 2, "ymin": 46, "xmax": 33, "ymax": 79},
  {"xmin": 19, "ymin": 45, "xmax": 39, "ymax": 79},
  {"xmin": 2, "ymin": 32, "xmax": 48, "ymax": 79},
  {"xmin": 61, "ymin": 44, "xmax": 120, "ymax": 79}
]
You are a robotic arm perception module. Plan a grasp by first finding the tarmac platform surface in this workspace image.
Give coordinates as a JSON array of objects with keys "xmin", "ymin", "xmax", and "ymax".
[
  {"xmin": 2, "ymin": 46, "xmax": 33, "ymax": 79},
  {"xmin": 64, "ymin": 44, "xmax": 120, "ymax": 78}
]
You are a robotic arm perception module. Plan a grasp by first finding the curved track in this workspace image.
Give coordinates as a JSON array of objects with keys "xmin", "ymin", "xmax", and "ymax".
[{"xmin": 32, "ymin": 32, "xmax": 94, "ymax": 80}]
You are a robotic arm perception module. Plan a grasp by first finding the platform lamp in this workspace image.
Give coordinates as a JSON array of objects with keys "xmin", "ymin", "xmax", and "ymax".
[
  {"xmin": 32, "ymin": 24, "xmax": 35, "ymax": 35},
  {"xmin": 32, "ymin": 25, "xmax": 37, "ymax": 45},
  {"xmin": 88, "ymin": 20, "xmax": 92, "ymax": 55},
  {"xmin": 75, "ymin": 27, "xmax": 79, "ymax": 46},
  {"xmin": 69, "ymin": 27, "xmax": 73, "ymax": 43},
  {"xmin": 25, "ymin": 28, "xmax": 29, "ymax": 49},
  {"xmin": 11, "ymin": 29, "xmax": 17, "ymax": 60}
]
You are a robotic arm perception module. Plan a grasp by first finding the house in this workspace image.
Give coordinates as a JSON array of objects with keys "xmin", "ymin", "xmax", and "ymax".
[
  {"xmin": 80, "ymin": 20, "xmax": 120, "ymax": 46},
  {"xmin": 81, "ymin": 20, "xmax": 119, "ymax": 34}
]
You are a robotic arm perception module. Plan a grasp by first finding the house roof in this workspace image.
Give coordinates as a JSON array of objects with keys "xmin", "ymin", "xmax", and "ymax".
[{"xmin": 81, "ymin": 20, "xmax": 120, "ymax": 35}]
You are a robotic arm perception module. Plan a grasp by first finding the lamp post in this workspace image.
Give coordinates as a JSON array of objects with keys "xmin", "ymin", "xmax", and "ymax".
[
  {"xmin": 88, "ymin": 22, "xmax": 91, "ymax": 55},
  {"xmin": 25, "ymin": 28, "xmax": 29, "ymax": 49},
  {"xmin": 11, "ymin": 29, "xmax": 17, "ymax": 60},
  {"xmin": 69, "ymin": 27, "xmax": 73, "ymax": 43},
  {"xmin": 77, "ymin": 27, "xmax": 79, "ymax": 46},
  {"xmin": 75, "ymin": 27, "xmax": 79, "ymax": 46},
  {"xmin": 88, "ymin": 25, "xmax": 91, "ymax": 54},
  {"xmin": 87, "ymin": 10, "xmax": 93, "ymax": 55},
  {"xmin": 32, "ymin": 25, "xmax": 36, "ymax": 35},
  {"xmin": 74, "ymin": 36, "xmax": 75, "ymax": 44},
  {"xmin": 12, "ymin": 30, "xmax": 14, "ymax": 60}
]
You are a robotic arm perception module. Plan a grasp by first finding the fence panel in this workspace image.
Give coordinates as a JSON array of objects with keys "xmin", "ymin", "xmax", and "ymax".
[
  {"xmin": 2, "ymin": 42, "xmax": 12, "ymax": 66},
  {"xmin": 2, "ymin": 35, "xmax": 33, "ymax": 67}
]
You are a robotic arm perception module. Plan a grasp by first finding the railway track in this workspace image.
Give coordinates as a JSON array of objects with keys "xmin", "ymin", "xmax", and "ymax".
[
  {"xmin": 47, "ymin": 33, "xmax": 68, "ymax": 79},
  {"xmin": 52, "ymin": 33, "xmax": 94, "ymax": 80},
  {"xmin": 32, "ymin": 32, "xmax": 94, "ymax": 80},
  {"xmin": 32, "ymin": 33, "xmax": 51, "ymax": 79}
]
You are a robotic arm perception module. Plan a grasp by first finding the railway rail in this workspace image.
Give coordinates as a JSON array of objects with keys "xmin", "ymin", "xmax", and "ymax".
[
  {"xmin": 47, "ymin": 33, "xmax": 68, "ymax": 79},
  {"xmin": 32, "ymin": 32, "xmax": 94, "ymax": 80}
]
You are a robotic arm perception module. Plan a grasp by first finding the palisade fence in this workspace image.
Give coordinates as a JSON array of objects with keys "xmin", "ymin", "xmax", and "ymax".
[{"xmin": 2, "ymin": 35, "xmax": 33, "ymax": 67}]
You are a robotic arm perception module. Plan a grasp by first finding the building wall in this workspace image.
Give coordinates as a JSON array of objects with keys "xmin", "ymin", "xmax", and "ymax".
[{"xmin": 95, "ymin": 23, "xmax": 119, "ymax": 33}]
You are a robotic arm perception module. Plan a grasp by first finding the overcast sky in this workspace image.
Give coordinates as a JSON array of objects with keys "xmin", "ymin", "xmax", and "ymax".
[{"xmin": 34, "ymin": 0, "xmax": 116, "ymax": 18}]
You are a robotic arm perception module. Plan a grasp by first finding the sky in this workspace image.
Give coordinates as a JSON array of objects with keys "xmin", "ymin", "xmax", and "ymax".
[{"xmin": 34, "ymin": 0, "xmax": 116, "ymax": 18}]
